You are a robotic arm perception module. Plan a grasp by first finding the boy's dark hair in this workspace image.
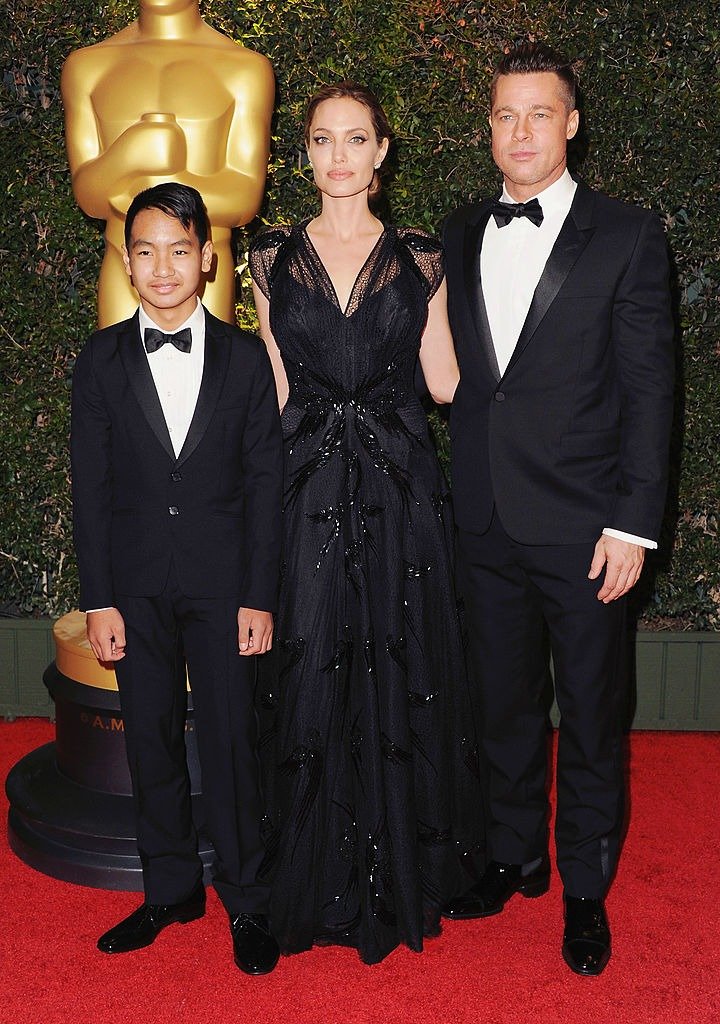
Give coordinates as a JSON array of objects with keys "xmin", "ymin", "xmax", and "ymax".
[
  {"xmin": 124, "ymin": 182, "xmax": 210, "ymax": 248},
  {"xmin": 490, "ymin": 42, "xmax": 577, "ymax": 111}
]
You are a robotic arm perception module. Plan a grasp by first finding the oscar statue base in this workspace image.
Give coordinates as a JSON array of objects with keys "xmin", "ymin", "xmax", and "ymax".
[{"xmin": 5, "ymin": 612, "xmax": 214, "ymax": 891}]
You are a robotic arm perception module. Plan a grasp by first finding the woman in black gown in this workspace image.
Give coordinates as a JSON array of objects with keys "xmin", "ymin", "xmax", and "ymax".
[{"xmin": 249, "ymin": 83, "xmax": 484, "ymax": 964}]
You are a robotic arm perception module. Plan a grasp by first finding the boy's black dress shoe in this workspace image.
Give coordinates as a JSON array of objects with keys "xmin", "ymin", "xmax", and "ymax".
[
  {"xmin": 562, "ymin": 896, "xmax": 611, "ymax": 976},
  {"xmin": 97, "ymin": 882, "xmax": 206, "ymax": 953},
  {"xmin": 230, "ymin": 914, "xmax": 280, "ymax": 975},
  {"xmin": 442, "ymin": 858, "xmax": 550, "ymax": 919}
]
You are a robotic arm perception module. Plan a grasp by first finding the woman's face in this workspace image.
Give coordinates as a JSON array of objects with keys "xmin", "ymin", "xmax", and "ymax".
[{"xmin": 307, "ymin": 97, "xmax": 388, "ymax": 201}]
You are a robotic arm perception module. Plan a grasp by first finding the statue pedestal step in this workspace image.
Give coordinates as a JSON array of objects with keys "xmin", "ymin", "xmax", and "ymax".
[{"xmin": 5, "ymin": 611, "xmax": 213, "ymax": 891}]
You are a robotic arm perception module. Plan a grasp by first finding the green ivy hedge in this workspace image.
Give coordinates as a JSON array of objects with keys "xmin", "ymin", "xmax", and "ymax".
[{"xmin": 1, "ymin": 1, "xmax": 718, "ymax": 626}]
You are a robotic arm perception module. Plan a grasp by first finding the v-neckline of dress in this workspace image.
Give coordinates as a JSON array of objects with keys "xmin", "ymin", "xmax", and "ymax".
[{"xmin": 301, "ymin": 221, "xmax": 388, "ymax": 318}]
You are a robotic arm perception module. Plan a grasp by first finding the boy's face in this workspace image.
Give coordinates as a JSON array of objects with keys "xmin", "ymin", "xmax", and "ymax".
[{"xmin": 122, "ymin": 207, "xmax": 212, "ymax": 328}]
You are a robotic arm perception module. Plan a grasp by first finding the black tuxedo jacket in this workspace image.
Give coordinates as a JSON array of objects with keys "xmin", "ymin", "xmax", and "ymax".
[
  {"xmin": 443, "ymin": 181, "xmax": 675, "ymax": 544},
  {"xmin": 71, "ymin": 307, "xmax": 283, "ymax": 611}
]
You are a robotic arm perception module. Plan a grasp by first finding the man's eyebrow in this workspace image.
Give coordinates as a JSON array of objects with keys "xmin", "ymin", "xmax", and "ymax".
[
  {"xmin": 132, "ymin": 237, "xmax": 192, "ymax": 248},
  {"xmin": 493, "ymin": 103, "xmax": 557, "ymax": 113}
]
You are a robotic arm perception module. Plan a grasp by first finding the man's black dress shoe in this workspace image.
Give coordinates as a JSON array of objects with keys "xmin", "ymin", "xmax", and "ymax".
[
  {"xmin": 442, "ymin": 858, "xmax": 550, "ymax": 919},
  {"xmin": 230, "ymin": 914, "xmax": 280, "ymax": 975},
  {"xmin": 97, "ymin": 882, "xmax": 205, "ymax": 954},
  {"xmin": 562, "ymin": 896, "xmax": 611, "ymax": 976}
]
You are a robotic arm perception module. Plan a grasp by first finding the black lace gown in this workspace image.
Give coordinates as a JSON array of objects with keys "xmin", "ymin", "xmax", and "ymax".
[{"xmin": 249, "ymin": 223, "xmax": 484, "ymax": 964}]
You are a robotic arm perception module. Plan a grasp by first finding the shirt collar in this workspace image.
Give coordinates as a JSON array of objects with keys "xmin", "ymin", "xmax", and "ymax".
[
  {"xmin": 138, "ymin": 297, "xmax": 204, "ymax": 339},
  {"xmin": 501, "ymin": 168, "xmax": 576, "ymax": 217}
]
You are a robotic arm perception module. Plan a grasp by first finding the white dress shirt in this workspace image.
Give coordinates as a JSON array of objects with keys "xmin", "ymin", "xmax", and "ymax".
[
  {"xmin": 481, "ymin": 169, "xmax": 577, "ymax": 376},
  {"xmin": 139, "ymin": 298, "xmax": 206, "ymax": 458},
  {"xmin": 480, "ymin": 170, "xmax": 655, "ymax": 549}
]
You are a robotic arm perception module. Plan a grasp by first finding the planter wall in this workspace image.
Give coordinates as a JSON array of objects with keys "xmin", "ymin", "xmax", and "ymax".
[
  {"xmin": 0, "ymin": 619, "xmax": 55, "ymax": 720},
  {"xmin": 632, "ymin": 632, "xmax": 720, "ymax": 731},
  {"xmin": 1, "ymin": 618, "xmax": 719, "ymax": 729}
]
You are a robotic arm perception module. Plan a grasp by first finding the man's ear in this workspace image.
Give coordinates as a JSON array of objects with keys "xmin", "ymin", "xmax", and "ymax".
[
  {"xmin": 566, "ymin": 109, "xmax": 580, "ymax": 140},
  {"xmin": 201, "ymin": 240, "xmax": 213, "ymax": 273},
  {"xmin": 121, "ymin": 245, "xmax": 132, "ymax": 279}
]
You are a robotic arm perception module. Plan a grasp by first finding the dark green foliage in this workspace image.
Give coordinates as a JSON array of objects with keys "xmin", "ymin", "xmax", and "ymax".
[{"xmin": 1, "ymin": 1, "xmax": 718, "ymax": 625}]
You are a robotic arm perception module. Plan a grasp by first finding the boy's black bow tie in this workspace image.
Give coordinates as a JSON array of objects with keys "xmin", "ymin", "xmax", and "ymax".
[{"xmin": 144, "ymin": 327, "xmax": 192, "ymax": 354}]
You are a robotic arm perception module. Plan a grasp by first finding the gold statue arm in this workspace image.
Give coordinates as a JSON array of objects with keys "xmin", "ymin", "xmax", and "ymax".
[
  {"xmin": 62, "ymin": 48, "xmax": 275, "ymax": 228},
  {"xmin": 119, "ymin": 54, "xmax": 275, "ymax": 227},
  {"xmin": 62, "ymin": 52, "xmax": 189, "ymax": 221},
  {"xmin": 194, "ymin": 54, "xmax": 275, "ymax": 227}
]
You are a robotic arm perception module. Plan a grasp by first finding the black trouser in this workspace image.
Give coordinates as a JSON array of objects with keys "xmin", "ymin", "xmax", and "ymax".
[
  {"xmin": 457, "ymin": 512, "xmax": 627, "ymax": 898},
  {"xmin": 114, "ymin": 563, "xmax": 269, "ymax": 914}
]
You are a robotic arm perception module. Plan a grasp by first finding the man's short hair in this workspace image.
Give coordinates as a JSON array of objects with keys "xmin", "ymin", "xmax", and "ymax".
[
  {"xmin": 124, "ymin": 182, "xmax": 210, "ymax": 249},
  {"xmin": 490, "ymin": 42, "xmax": 577, "ymax": 111}
]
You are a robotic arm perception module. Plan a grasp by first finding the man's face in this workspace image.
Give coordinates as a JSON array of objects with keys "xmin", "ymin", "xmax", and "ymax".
[
  {"xmin": 123, "ymin": 207, "xmax": 212, "ymax": 328},
  {"xmin": 490, "ymin": 72, "xmax": 579, "ymax": 201}
]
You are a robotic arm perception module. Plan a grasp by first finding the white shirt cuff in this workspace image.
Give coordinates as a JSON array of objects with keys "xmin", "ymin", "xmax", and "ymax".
[
  {"xmin": 603, "ymin": 528, "xmax": 656, "ymax": 550},
  {"xmin": 84, "ymin": 607, "xmax": 113, "ymax": 613}
]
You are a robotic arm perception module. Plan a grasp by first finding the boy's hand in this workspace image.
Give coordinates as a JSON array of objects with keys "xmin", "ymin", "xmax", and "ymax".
[
  {"xmin": 86, "ymin": 608, "xmax": 127, "ymax": 662},
  {"xmin": 237, "ymin": 608, "xmax": 273, "ymax": 655}
]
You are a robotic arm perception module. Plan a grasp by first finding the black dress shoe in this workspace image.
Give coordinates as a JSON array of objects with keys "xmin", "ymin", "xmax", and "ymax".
[
  {"xmin": 562, "ymin": 896, "xmax": 611, "ymax": 976},
  {"xmin": 97, "ymin": 882, "xmax": 205, "ymax": 954},
  {"xmin": 230, "ymin": 914, "xmax": 280, "ymax": 975},
  {"xmin": 442, "ymin": 858, "xmax": 550, "ymax": 919}
]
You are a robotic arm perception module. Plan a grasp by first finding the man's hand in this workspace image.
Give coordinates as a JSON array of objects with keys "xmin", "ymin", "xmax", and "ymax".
[
  {"xmin": 588, "ymin": 536, "xmax": 645, "ymax": 603},
  {"xmin": 237, "ymin": 608, "xmax": 273, "ymax": 655},
  {"xmin": 86, "ymin": 608, "xmax": 127, "ymax": 662}
]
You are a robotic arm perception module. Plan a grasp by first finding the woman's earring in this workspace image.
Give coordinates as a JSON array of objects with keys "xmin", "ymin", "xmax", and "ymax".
[{"xmin": 374, "ymin": 163, "xmax": 382, "ymax": 170}]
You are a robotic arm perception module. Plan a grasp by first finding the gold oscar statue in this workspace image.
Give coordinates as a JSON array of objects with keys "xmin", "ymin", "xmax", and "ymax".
[{"xmin": 61, "ymin": 0, "xmax": 274, "ymax": 326}]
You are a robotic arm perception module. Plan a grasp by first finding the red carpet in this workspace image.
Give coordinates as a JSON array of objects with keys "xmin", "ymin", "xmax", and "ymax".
[{"xmin": 1, "ymin": 719, "xmax": 719, "ymax": 1024}]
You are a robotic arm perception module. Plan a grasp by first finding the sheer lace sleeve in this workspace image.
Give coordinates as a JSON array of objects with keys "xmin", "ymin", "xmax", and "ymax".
[
  {"xmin": 397, "ymin": 228, "xmax": 445, "ymax": 300},
  {"xmin": 248, "ymin": 226, "xmax": 292, "ymax": 300}
]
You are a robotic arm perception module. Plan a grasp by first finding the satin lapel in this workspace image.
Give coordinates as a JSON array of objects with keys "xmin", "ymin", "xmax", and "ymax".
[
  {"xmin": 117, "ymin": 312, "xmax": 175, "ymax": 460},
  {"xmin": 463, "ymin": 205, "xmax": 501, "ymax": 382},
  {"xmin": 176, "ymin": 309, "xmax": 231, "ymax": 467},
  {"xmin": 504, "ymin": 185, "xmax": 596, "ymax": 375}
]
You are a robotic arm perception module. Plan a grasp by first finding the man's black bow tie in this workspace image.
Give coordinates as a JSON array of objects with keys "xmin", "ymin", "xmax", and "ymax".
[
  {"xmin": 491, "ymin": 197, "xmax": 544, "ymax": 228},
  {"xmin": 144, "ymin": 327, "xmax": 192, "ymax": 354}
]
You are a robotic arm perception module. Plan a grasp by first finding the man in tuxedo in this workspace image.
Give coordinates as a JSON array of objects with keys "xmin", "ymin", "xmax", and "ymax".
[
  {"xmin": 71, "ymin": 182, "xmax": 283, "ymax": 974},
  {"xmin": 442, "ymin": 43, "xmax": 674, "ymax": 974}
]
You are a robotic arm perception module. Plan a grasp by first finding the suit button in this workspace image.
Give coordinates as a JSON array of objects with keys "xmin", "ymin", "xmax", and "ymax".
[
  {"xmin": 494, "ymin": 391, "xmax": 505, "ymax": 402},
  {"xmin": 171, "ymin": 471, "xmax": 182, "ymax": 482},
  {"xmin": 168, "ymin": 506, "xmax": 180, "ymax": 516}
]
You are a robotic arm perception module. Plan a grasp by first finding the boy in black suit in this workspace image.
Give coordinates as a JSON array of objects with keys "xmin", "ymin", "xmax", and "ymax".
[{"xmin": 71, "ymin": 182, "xmax": 283, "ymax": 974}]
